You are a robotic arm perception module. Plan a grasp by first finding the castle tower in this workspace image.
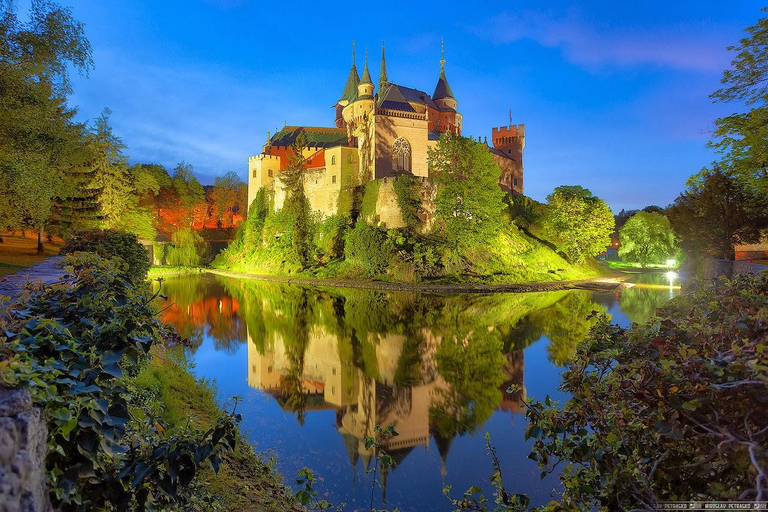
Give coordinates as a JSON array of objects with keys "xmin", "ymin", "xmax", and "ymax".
[
  {"xmin": 491, "ymin": 115, "xmax": 525, "ymax": 194},
  {"xmin": 335, "ymin": 41, "xmax": 360, "ymax": 129},
  {"xmin": 431, "ymin": 40, "xmax": 462, "ymax": 134}
]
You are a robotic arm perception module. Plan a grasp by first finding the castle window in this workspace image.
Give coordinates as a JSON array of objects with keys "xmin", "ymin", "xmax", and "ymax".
[
  {"xmin": 332, "ymin": 175, "xmax": 337, "ymax": 183},
  {"xmin": 268, "ymin": 169, "xmax": 273, "ymax": 177},
  {"xmin": 392, "ymin": 137, "xmax": 411, "ymax": 172},
  {"xmin": 513, "ymin": 178, "xmax": 519, "ymax": 187},
  {"xmin": 347, "ymin": 154, "xmax": 353, "ymax": 164},
  {"xmin": 331, "ymin": 155, "xmax": 336, "ymax": 165},
  {"xmin": 508, "ymin": 149, "xmax": 512, "ymax": 154}
]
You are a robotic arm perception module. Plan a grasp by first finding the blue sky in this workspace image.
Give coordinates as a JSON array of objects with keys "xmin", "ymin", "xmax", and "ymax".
[{"xmin": 51, "ymin": 0, "xmax": 763, "ymax": 211}]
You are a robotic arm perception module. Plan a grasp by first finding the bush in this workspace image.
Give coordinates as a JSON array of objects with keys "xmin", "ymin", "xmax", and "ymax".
[
  {"xmin": 344, "ymin": 221, "xmax": 394, "ymax": 277},
  {"xmin": 166, "ymin": 228, "xmax": 205, "ymax": 267},
  {"xmin": 0, "ymin": 252, "xmax": 239, "ymax": 510},
  {"xmin": 525, "ymin": 273, "xmax": 768, "ymax": 509},
  {"xmin": 61, "ymin": 228, "xmax": 150, "ymax": 283}
]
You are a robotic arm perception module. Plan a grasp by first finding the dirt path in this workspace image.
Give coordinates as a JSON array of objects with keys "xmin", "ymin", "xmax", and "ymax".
[
  {"xmin": 0, "ymin": 256, "xmax": 65, "ymax": 302},
  {"xmin": 206, "ymin": 268, "xmax": 631, "ymax": 294}
]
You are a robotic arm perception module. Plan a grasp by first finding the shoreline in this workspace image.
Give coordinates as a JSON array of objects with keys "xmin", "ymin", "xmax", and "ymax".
[{"xmin": 204, "ymin": 267, "xmax": 631, "ymax": 293}]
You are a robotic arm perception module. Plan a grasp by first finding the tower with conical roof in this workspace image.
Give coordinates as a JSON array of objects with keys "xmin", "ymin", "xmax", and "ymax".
[
  {"xmin": 335, "ymin": 41, "xmax": 360, "ymax": 129},
  {"xmin": 431, "ymin": 39, "xmax": 462, "ymax": 134}
]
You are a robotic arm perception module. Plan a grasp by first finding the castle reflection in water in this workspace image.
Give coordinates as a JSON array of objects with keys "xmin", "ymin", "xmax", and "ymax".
[
  {"xmin": 246, "ymin": 324, "xmax": 526, "ymax": 480},
  {"xmin": 155, "ymin": 273, "xmax": 674, "ymax": 500}
]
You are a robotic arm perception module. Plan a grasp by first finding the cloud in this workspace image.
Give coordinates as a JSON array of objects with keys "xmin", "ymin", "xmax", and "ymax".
[{"xmin": 473, "ymin": 11, "xmax": 731, "ymax": 73}]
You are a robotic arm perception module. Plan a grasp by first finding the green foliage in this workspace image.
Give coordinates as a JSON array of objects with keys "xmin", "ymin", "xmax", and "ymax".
[
  {"xmin": 278, "ymin": 132, "xmax": 314, "ymax": 269},
  {"xmin": 393, "ymin": 175, "xmax": 422, "ymax": 230},
  {"xmin": 344, "ymin": 221, "xmax": 395, "ymax": 277},
  {"xmin": 506, "ymin": 195, "xmax": 545, "ymax": 232},
  {"xmin": 0, "ymin": 253, "xmax": 239, "ymax": 510},
  {"xmin": 526, "ymin": 273, "xmax": 768, "ymax": 509},
  {"xmin": 618, "ymin": 211, "xmax": 677, "ymax": 267},
  {"xmin": 360, "ymin": 180, "xmax": 380, "ymax": 220},
  {"xmin": 667, "ymin": 167, "xmax": 767, "ymax": 260},
  {"xmin": 0, "ymin": 0, "xmax": 92, "ymax": 246},
  {"xmin": 429, "ymin": 132, "xmax": 505, "ymax": 244},
  {"xmin": 709, "ymin": 10, "xmax": 768, "ymax": 196},
  {"xmin": 61, "ymin": 228, "xmax": 150, "ymax": 284},
  {"xmin": 316, "ymin": 214, "xmax": 347, "ymax": 261},
  {"xmin": 543, "ymin": 185, "xmax": 614, "ymax": 264},
  {"xmin": 166, "ymin": 228, "xmax": 205, "ymax": 267}
]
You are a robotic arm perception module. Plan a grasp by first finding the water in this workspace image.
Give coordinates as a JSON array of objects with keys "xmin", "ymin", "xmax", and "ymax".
[{"xmin": 154, "ymin": 273, "xmax": 679, "ymax": 511}]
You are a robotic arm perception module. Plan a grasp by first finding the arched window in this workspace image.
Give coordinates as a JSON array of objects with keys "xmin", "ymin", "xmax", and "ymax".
[
  {"xmin": 347, "ymin": 154, "xmax": 353, "ymax": 164},
  {"xmin": 331, "ymin": 155, "xmax": 336, "ymax": 165},
  {"xmin": 392, "ymin": 137, "xmax": 411, "ymax": 172}
]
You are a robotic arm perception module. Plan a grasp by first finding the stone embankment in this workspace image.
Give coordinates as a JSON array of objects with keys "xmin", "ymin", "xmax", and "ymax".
[
  {"xmin": 207, "ymin": 268, "xmax": 630, "ymax": 293},
  {"xmin": 0, "ymin": 389, "xmax": 50, "ymax": 512}
]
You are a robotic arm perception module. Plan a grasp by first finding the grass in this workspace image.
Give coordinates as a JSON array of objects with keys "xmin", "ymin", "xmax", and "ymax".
[
  {"xmin": 133, "ymin": 345, "xmax": 302, "ymax": 511},
  {"xmin": 147, "ymin": 266, "xmax": 206, "ymax": 278},
  {"xmin": 0, "ymin": 233, "xmax": 63, "ymax": 277},
  {"xmin": 606, "ymin": 260, "xmax": 678, "ymax": 270}
]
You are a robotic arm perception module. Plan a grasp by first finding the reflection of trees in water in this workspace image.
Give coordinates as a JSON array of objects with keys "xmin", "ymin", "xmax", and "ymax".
[
  {"xmin": 156, "ymin": 275, "xmax": 246, "ymax": 353},
  {"xmin": 282, "ymin": 290, "xmax": 311, "ymax": 426},
  {"xmin": 429, "ymin": 321, "xmax": 506, "ymax": 439},
  {"xmin": 619, "ymin": 286, "xmax": 674, "ymax": 325},
  {"xmin": 505, "ymin": 291, "xmax": 607, "ymax": 366}
]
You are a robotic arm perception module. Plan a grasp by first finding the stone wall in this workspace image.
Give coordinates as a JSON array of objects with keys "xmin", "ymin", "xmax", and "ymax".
[{"xmin": 0, "ymin": 389, "xmax": 50, "ymax": 512}]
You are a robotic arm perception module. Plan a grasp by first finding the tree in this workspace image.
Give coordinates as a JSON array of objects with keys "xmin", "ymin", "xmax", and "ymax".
[
  {"xmin": 171, "ymin": 161, "xmax": 205, "ymax": 230},
  {"xmin": 667, "ymin": 167, "xmax": 765, "ymax": 260},
  {"xmin": 543, "ymin": 185, "xmax": 614, "ymax": 264},
  {"xmin": 709, "ymin": 10, "xmax": 768, "ymax": 196},
  {"xmin": 278, "ymin": 132, "xmax": 313, "ymax": 269},
  {"xmin": 0, "ymin": 0, "xmax": 93, "ymax": 252},
  {"xmin": 428, "ymin": 133, "xmax": 505, "ymax": 244},
  {"xmin": 210, "ymin": 171, "xmax": 247, "ymax": 227},
  {"xmin": 618, "ymin": 211, "xmax": 677, "ymax": 267}
]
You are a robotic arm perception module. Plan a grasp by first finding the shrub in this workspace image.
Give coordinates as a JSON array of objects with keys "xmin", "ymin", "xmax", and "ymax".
[
  {"xmin": 61, "ymin": 228, "xmax": 150, "ymax": 283},
  {"xmin": 525, "ymin": 273, "xmax": 768, "ymax": 509},
  {"xmin": 0, "ymin": 253, "xmax": 239, "ymax": 510},
  {"xmin": 166, "ymin": 228, "xmax": 205, "ymax": 267},
  {"xmin": 344, "ymin": 221, "xmax": 394, "ymax": 277},
  {"xmin": 316, "ymin": 215, "xmax": 347, "ymax": 261}
]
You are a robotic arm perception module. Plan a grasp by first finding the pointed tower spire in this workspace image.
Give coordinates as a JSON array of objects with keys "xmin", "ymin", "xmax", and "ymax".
[
  {"xmin": 379, "ymin": 42, "xmax": 388, "ymax": 92},
  {"xmin": 432, "ymin": 38, "xmax": 455, "ymax": 101},
  {"xmin": 360, "ymin": 47, "xmax": 372, "ymax": 84},
  {"xmin": 339, "ymin": 40, "xmax": 360, "ymax": 103}
]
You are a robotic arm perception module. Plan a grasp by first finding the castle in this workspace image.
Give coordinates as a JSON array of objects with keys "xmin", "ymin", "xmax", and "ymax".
[{"xmin": 247, "ymin": 42, "xmax": 525, "ymax": 227}]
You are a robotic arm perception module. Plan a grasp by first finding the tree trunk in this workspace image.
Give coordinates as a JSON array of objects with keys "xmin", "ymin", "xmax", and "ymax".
[
  {"xmin": 0, "ymin": 231, "xmax": 3, "ymax": 243},
  {"xmin": 37, "ymin": 225, "xmax": 44, "ymax": 254}
]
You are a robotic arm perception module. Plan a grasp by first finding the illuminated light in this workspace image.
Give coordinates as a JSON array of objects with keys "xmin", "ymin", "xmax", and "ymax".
[{"xmin": 666, "ymin": 259, "xmax": 676, "ymax": 267}]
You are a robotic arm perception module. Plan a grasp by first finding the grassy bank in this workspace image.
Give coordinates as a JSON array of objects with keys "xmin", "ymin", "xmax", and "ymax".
[
  {"xmin": 0, "ymin": 233, "xmax": 63, "ymax": 276},
  {"xmin": 134, "ymin": 344, "xmax": 302, "ymax": 511},
  {"xmin": 147, "ymin": 265, "xmax": 207, "ymax": 278}
]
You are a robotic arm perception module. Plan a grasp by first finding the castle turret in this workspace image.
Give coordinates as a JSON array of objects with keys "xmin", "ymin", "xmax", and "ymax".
[
  {"xmin": 358, "ymin": 48, "xmax": 374, "ymax": 100},
  {"xmin": 432, "ymin": 40, "xmax": 457, "ymax": 112},
  {"xmin": 431, "ymin": 40, "xmax": 462, "ymax": 134},
  {"xmin": 336, "ymin": 41, "xmax": 360, "ymax": 128}
]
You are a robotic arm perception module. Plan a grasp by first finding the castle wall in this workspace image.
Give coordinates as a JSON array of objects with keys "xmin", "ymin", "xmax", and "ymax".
[{"xmin": 374, "ymin": 113, "xmax": 429, "ymax": 179}]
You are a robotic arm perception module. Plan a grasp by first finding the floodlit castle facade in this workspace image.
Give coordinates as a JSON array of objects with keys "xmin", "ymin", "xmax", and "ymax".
[{"xmin": 247, "ymin": 43, "xmax": 525, "ymax": 227}]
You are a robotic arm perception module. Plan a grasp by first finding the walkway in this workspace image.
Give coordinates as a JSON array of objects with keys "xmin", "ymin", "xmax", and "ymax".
[{"xmin": 0, "ymin": 256, "xmax": 65, "ymax": 303}]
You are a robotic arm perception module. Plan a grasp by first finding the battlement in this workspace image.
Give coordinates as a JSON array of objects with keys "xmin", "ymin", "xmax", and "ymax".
[
  {"xmin": 491, "ymin": 124, "xmax": 525, "ymax": 141},
  {"xmin": 249, "ymin": 154, "xmax": 280, "ymax": 161}
]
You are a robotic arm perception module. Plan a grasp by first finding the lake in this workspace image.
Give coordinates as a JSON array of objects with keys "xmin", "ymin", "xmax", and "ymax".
[{"xmin": 154, "ymin": 272, "xmax": 679, "ymax": 511}]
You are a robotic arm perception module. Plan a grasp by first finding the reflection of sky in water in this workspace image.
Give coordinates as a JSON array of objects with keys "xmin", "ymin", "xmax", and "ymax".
[{"xmin": 159, "ymin": 274, "xmax": 678, "ymax": 511}]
